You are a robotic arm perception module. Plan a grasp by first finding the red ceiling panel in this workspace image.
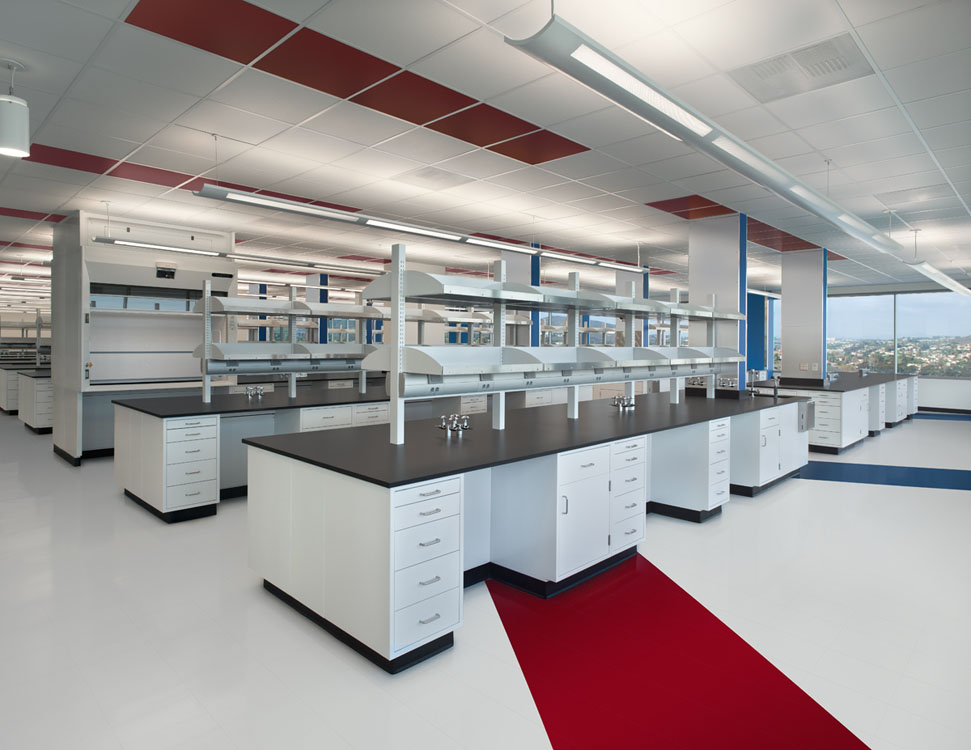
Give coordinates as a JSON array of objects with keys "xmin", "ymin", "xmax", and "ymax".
[
  {"xmin": 647, "ymin": 194, "xmax": 735, "ymax": 219},
  {"xmin": 427, "ymin": 104, "xmax": 537, "ymax": 147},
  {"xmin": 255, "ymin": 189, "xmax": 315, "ymax": 204},
  {"xmin": 256, "ymin": 28, "xmax": 399, "ymax": 99},
  {"xmin": 339, "ymin": 254, "xmax": 391, "ymax": 264},
  {"xmin": 487, "ymin": 130, "xmax": 588, "ymax": 165},
  {"xmin": 649, "ymin": 269, "xmax": 676, "ymax": 275},
  {"xmin": 0, "ymin": 206, "xmax": 63, "ymax": 223},
  {"xmin": 827, "ymin": 252, "xmax": 847, "ymax": 261},
  {"xmin": 179, "ymin": 177, "xmax": 259, "ymax": 193},
  {"xmin": 126, "ymin": 0, "xmax": 295, "ymax": 64},
  {"xmin": 747, "ymin": 217, "xmax": 819, "ymax": 252},
  {"xmin": 109, "ymin": 162, "xmax": 192, "ymax": 188},
  {"xmin": 25, "ymin": 144, "xmax": 116, "ymax": 175},
  {"xmin": 350, "ymin": 71, "xmax": 476, "ymax": 125},
  {"xmin": 0, "ymin": 241, "xmax": 53, "ymax": 250},
  {"xmin": 471, "ymin": 232, "xmax": 531, "ymax": 246}
]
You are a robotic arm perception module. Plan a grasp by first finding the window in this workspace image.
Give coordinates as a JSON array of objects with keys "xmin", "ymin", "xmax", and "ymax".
[
  {"xmin": 895, "ymin": 292, "xmax": 971, "ymax": 377},
  {"xmin": 827, "ymin": 295, "xmax": 895, "ymax": 373}
]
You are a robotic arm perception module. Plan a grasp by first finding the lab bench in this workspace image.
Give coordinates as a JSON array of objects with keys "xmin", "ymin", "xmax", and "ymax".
[{"xmin": 16, "ymin": 369, "xmax": 53, "ymax": 433}]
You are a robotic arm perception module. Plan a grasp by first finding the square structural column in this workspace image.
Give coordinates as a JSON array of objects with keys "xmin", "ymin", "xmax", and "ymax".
[
  {"xmin": 780, "ymin": 248, "xmax": 827, "ymax": 385},
  {"xmin": 688, "ymin": 213, "xmax": 747, "ymax": 391}
]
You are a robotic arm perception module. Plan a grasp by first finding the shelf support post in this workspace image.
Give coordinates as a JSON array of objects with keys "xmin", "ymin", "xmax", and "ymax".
[
  {"xmin": 707, "ymin": 293, "xmax": 717, "ymax": 399},
  {"xmin": 389, "ymin": 243, "xmax": 406, "ymax": 444},
  {"xmin": 203, "ymin": 279, "xmax": 212, "ymax": 404},
  {"xmin": 288, "ymin": 286, "xmax": 297, "ymax": 399},
  {"xmin": 566, "ymin": 271, "xmax": 580, "ymax": 420},
  {"xmin": 491, "ymin": 259, "xmax": 507, "ymax": 430},
  {"xmin": 669, "ymin": 287, "xmax": 681, "ymax": 405},
  {"xmin": 623, "ymin": 281, "xmax": 636, "ymax": 400}
]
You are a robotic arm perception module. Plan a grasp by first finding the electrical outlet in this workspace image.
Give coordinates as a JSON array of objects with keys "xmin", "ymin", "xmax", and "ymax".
[
  {"xmin": 811, "ymin": 362, "xmax": 819, "ymax": 371},
  {"xmin": 800, "ymin": 362, "xmax": 809, "ymax": 371}
]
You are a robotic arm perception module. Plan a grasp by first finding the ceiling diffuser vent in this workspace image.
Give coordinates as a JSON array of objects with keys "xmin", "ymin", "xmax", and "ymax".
[{"xmin": 729, "ymin": 33, "xmax": 873, "ymax": 103}]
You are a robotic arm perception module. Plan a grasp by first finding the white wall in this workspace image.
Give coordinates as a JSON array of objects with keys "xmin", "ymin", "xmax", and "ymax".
[{"xmin": 918, "ymin": 377, "xmax": 971, "ymax": 411}]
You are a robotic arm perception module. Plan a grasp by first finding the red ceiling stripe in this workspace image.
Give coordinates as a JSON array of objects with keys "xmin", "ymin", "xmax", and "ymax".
[
  {"xmin": 487, "ymin": 130, "xmax": 588, "ymax": 165},
  {"xmin": 350, "ymin": 71, "xmax": 476, "ymax": 126},
  {"xmin": 338, "ymin": 254, "xmax": 391, "ymax": 264},
  {"xmin": 254, "ymin": 189, "xmax": 315, "ymax": 204},
  {"xmin": 309, "ymin": 200, "xmax": 361, "ymax": 213},
  {"xmin": 649, "ymin": 269, "xmax": 676, "ymax": 275},
  {"xmin": 0, "ymin": 241, "xmax": 53, "ymax": 250},
  {"xmin": 471, "ymin": 232, "xmax": 531, "ymax": 246},
  {"xmin": 427, "ymin": 104, "xmax": 537, "ymax": 147},
  {"xmin": 0, "ymin": 206, "xmax": 63, "ymax": 223},
  {"xmin": 25, "ymin": 144, "xmax": 116, "ymax": 175},
  {"xmin": 747, "ymin": 217, "xmax": 820, "ymax": 252},
  {"xmin": 827, "ymin": 252, "xmax": 847, "ymax": 261},
  {"xmin": 180, "ymin": 177, "xmax": 254, "ymax": 193},
  {"xmin": 126, "ymin": 0, "xmax": 295, "ymax": 65},
  {"xmin": 109, "ymin": 162, "xmax": 193, "ymax": 188},
  {"xmin": 256, "ymin": 28, "xmax": 399, "ymax": 99},
  {"xmin": 649, "ymin": 195, "xmax": 724, "ymax": 213},
  {"xmin": 670, "ymin": 205, "xmax": 736, "ymax": 220}
]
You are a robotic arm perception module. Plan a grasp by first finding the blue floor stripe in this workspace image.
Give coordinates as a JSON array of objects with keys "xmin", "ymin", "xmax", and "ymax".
[
  {"xmin": 797, "ymin": 461, "xmax": 971, "ymax": 490},
  {"xmin": 914, "ymin": 412, "xmax": 971, "ymax": 421}
]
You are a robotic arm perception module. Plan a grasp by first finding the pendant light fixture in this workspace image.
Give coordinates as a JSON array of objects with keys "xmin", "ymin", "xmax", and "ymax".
[
  {"xmin": 905, "ymin": 229, "xmax": 971, "ymax": 296},
  {"xmin": 0, "ymin": 60, "xmax": 30, "ymax": 158}
]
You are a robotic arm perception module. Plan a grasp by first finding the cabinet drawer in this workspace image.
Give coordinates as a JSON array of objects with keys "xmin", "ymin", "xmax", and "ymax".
[
  {"xmin": 709, "ymin": 418, "xmax": 731, "ymax": 433},
  {"xmin": 392, "ymin": 477, "xmax": 461, "ymax": 508},
  {"xmin": 610, "ymin": 490, "xmax": 644, "ymax": 524},
  {"xmin": 301, "ymin": 406, "xmax": 353, "ymax": 430},
  {"xmin": 166, "ymin": 425, "xmax": 218, "ymax": 444},
  {"xmin": 394, "ymin": 551, "xmax": 461, "ymax": 611},
  {"xmin": 708, "ymin": 460, "xmax": 729, "ymax": 485},
  {"xmin": 609, "ymin": 513, "xmax": 644, "ymax": 552},
  {"xmin": 611, "ymin": 447, "xmax": 646, "ymax": 471},
  {"xmin": 353, "ymin": 409, "xmax": 388, "ymax": 426},
  {"xmin": 708, "ymin": 480, "xmax": 730, "ymax": 509},
  {"xmin": 394, "ymin": 588, "xmax": 460, "ymax": 650},
  {"xmin": 814, "ymin": 406, "xmax": 840, "ymax": 420},
  {"xmin": 611, "ymin": 463, "xmax": 645, "ymax": 495},
  {"xmin": 166, "ymin": 438, "xmax": 217, "ymax": 465},
  {"xmin": 759, "ymin": 410, "xmax": 779, "ymax": 428},
  {"xmin": 809, "ymin": 430, "xmax": 840, "ymax": 446},
  {"xmin": 709, "ymin": 440, "xmax": 730, "ymax": 464},
  {"xmin": 813, "ymin": 417, "xmax": 840, "ymax": 433},
  {"xmin": 395, "ymin": 515, "xmax": 460, "ymax": 571},
  {"xmin": 709, "ymin": 425, "xmax": 731, "ymax": 444},
  {"xmin": 394, "ymin": 493, "xmax": 461, "ymax": 531},
  {"xmin": 166, "ymin": 459, "xmax": 217, "ymax": 487},
  {"xmin": 166, "ymin": 416, "xmax": 217, "ymax": 431},
  {"xmin": 611, "ymin": 436, "xmax": 647, "ymax": 457},
  {"xmin": 524, "ymin": 390, "xmax": 553, "ymax": 407},
  {"xmin": 353, "ymin": 402, "xmax": 389, "ymax": 417},
  {"xmin": 165, "ymin": 479, "xmax": 217, "ymax": 510},
  {"xmin": 558, "ymin": 445, "xmax": 611, "ymax": 484},
  {"xmin": 460, "ymin": 395, "xmax": 488, "ymax": 414}
]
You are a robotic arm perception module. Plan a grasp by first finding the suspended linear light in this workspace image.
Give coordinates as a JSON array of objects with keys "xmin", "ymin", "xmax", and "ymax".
[
  {"xmin": 464, "ymin": 237, "xmax": 537, "ymax": 254},
  {"xmin": 907, "ymin": 261, "xmax": 971, "ymax": 296},
  {"xmin": 92, "ymin": 236, "xmax": 220, "ymax": 256},
  {"xmin": 364, "ymin": 219, "xmax": 462, "ymax": 241},
  {"xmin": 597, "ymin": 261, "xmax": 643, "ymax": 272},
  {"xmin": 541, "ymin": 250, "xmax": 597, "ymax": 264},
  {"xmin": 0, "ymin": 60, "xmax": 30, "ymax": 159},
  {"xmin": 199, "ymin": 184, "xmax": 361, "ymax": 223},
  {"xmin": 712, "ymin": 136, "xmax": 789, "ymax": 184}
]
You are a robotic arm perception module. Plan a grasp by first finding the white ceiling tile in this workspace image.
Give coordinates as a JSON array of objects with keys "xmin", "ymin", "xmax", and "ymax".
[
  {"xmin": 550, "ymin": 108, "xmax": 651, "ymax": 150},
  {"xmin": 488, "ymin": 73, "xmax": 607, "ymax": 128},
  {"xmin": 210, "ymin": 70, "xmax": 339, "ymax": 125},
  {"xmin": 0, "ymin": 0, "xmax": 112, "ymax": 64},
  {"xmin": 856, "ymin": 0, "xmax": 971, "ymax": 69},
  {"xmin": 766, "ymin": 76, "xmax": 895, "ymax": 129},
  {"xmin": 483, "ymin": 192, "xmax": 557, "ymax": 213},
  {"xmin": 842, "ymin": 152, "xmax": 939, "ymax": 182},
  {"xmin": 411, "ymin": 27, "xmax": 549, "ymax": 101},
  {"xmin": 261, "ymin": 128, "xmax": 362, "ymax": 163},
  {"xmin": 0, "ymin": 174, "xmax": 81, "ymax": 202},
  {"xmin": 647, "ymin": 0, "xmax": 738, "ymax": 26},
  {"xmin": 542, "ymin": 151, "xmax": 629, "ymax": 180},
  {"xmin": 933, "ymin": 145, "xmax": 971, "ymax": 168},
  {"xmin": 746, "ymin": 131, "xmax": 815, "ymax": 160},
  {"xmin": 308, "ymin": 0, "xmax": 478, "ymax": 66},
  {"xmin": 86, "ymin": 174, "xmax": 172, "ymax": 198},
  {"xmin": 598, "ymin": 132, "xmax": 694, "ymax": 166},
  {"xmin": 374, "ymin": 129, "xmax": 475, "ymax": 163},
  {"xmin": 581, "ymin": 169, "xmax": 666, "ymax": 193},
  {"xmin": 247, "ymin": 0, "xmax": 330, "ymax": 22},
  {"xmin": 673, "ymin": 0, "xmax": 848, "ymax": 71},
  {"xmin": 13, "ymin": 87, "xmax": 60, "ymax": 137},
  {"xmin": 50, "ymin": 99, "xmax": 167, "ymax": 144},
  {"xmin": 127, "ymin": 146, "xmax": 214, "ymax": 176},
  {"xmin": 566, "ymin": 194, "xmax": 637, "ymax": 213},
  {"xmin": 93, "ymin": 25, "xmax": 241, "ymax": 98},
  {"xmin": 212, "ymin": 148, "xmax": 321, "ymax": 186},
  {"xmin": 674, "ymin": 169, "xmax": 752, "ymax": 194},
  {"xmin": 884, "ymin": 48, "xmax": 971, "ymax": 103},
  {"xmin": 0, "ymin": 186, "xmax": 61, "ymax": 213},
  {"xmin": 267, "ymin": 164, "xmax": 378, "ymax": 198},
  {"xmin": 555, "ymin": 0, "xmax": 662, "ymax": 48},
  {"xmin": 922, "ymin": 121, "xmax": 971, "ymax": 151},
  {"xmin": 795, "ymin": 108, "xmax": 911, "ymax": 151},
  {"xmin": 440, "ymin": 180, "xmax": 518, "ymax": 203},
  {"xmin": 332, "ymin": 148, "xmax": 423, "ymax": 179},
  {"xmin": 486, "ymin": 168, "xmax": 567, "ymax": 192},
  {"xmin": 444, "ymin": 0, "xmax": 534, "ymax": 23},
  {"xmin": 533, "ymin": 182, "xmax": 604, "ymax": 203},
  {"xmin": 435, "ymin": 149, "xmax": 521, "ymax": 179},
  {"xmin": 704, "ymin": 183, "xmax": 774, "ymax": 205},
  {"xmin": 148, "ymin": 125, "xmax": 250, "ymax": 161},
  {"xmin": 304, "ymin": 101, "xmax": 412, "ymax": 146},
  {"xmin": 612, "ymin": 29, "xmax": 715, "ymax": 89},
  {"xmin": 716, "ymin": 106, "xmax": 790, "ymax": 141},
  {"xmin": 0, "ymin": 40, "xmax": 83, "ymax": 97},
  {"xmin": 9, "ymin": 160, "xmax": 100, "ymax": 187},
  {"xmin": 69, "ymin": 66, "xmax": 198, "ymax": 122},
  {"xmin": 616, "ymin": 184, "xmax": 692, "ymax": 204},
  {"xmin": 671, "ymin": 74, "xmax": 759, "ymax": 117},
  {"xmin": 827, "ymin": 132, "xmax": 926, "ymax": 168},
  {"xmin": 329, "ymin": 181, "xmax": 432, "ymax": 210},
  {"xmin": 176, "ymin": 101, "xmax": 290, "ymax": 145},
  {"xmin": 642, "ymin": 152, "xmax": 722, "ymax": 181},
  {"xmin": 34, "ymin": 122, "xmax": 135, "ymax": 160},
  {"xmin": 905, "ymin": 89, "xmax": 971, "ymax": 130}
]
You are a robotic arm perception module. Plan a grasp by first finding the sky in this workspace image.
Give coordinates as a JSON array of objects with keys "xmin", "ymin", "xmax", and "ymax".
[{"xmin": 772, "ymin": 291, "xmax": 971, "ymax": 340}]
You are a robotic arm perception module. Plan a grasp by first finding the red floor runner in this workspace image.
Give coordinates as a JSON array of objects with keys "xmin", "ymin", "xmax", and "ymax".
[{"xmin": 488, "ymin": 555, "xmax": 870, "ymax": 750}]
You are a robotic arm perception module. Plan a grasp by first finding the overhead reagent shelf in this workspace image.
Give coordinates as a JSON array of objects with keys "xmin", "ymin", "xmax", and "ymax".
[{"xmin": 194, "ymin": 342, "xmax": 375, "ymax": 375}]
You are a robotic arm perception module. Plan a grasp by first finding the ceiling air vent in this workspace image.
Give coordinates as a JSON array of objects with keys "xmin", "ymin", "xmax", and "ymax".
[{"xmin": 728, "ymin": 33, "xmax": 873, "ymax": 103}]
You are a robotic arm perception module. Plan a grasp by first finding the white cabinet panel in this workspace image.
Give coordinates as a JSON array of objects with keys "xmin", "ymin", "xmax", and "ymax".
[
  {"xmin": 393, "ymin": 552, "xmax": 461, "ymax": 611},
  {"xmin": 394, "ymin": 515, "xmax": 460, "ymax": 571},
  {"xmin": 394, "ymin": 588, "xmax": 461, "ymax": 650},
  {"xmin": 556, "ymin": 474, "xmax": 610, "ymax": 579}
]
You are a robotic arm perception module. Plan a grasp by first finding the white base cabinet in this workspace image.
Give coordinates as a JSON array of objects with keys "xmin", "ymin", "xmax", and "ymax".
[
  {"xmin": 247, "ymin": 448, "xmax": 464, "ymax": 669},
  {"xmin": 887, "ymin": 379, "xmax": 908, "ymax": 424},
  {"xmin": 0, "ymin": 367, "xmax": 21, "ymax": 412},
  {"xmin": 730, "ymin": 403, "xmax": 808, "ymax": 492},
  {"xmin": 18, "ymin": 374, "xmax": 53, "ymax": 430},
  {"xmin": 868, "ymin": 384, "xmax": 886, "ymax": 434},
  {"xmin": 651, "ymin": 418, "xmax": 732, "ymax": 514}
]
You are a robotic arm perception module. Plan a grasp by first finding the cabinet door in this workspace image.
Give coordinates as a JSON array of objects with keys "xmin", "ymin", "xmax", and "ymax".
[
  {"xmin": 556, "ymin": 474, "xmax": 609, "ymax": 580},
  {"xmin": 758, "ymin": 427, "xmax": 781, "ymax": 484}
]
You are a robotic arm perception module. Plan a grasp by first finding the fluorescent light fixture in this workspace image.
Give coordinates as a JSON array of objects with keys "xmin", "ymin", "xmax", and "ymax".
[
  {"xmin": 364, "ymin": 219, "xmax": 461, "ymax": 241},
  {"xmin": 598, "ymin": 261, "xmax": 643, "ymax": 272},
  {"xmin": 570, "ymin": 44, "xmax": 711, "ymax": 138},
  {"xmin": 202, "ymin": 185, "xmax": 361, "ymax": 223},
  {"xmin": 465, "ymin": 237, "xmax": 537, "ymax": 254},
  {"xmin": 837, "ymin": 213, "xmax": 874, "ymax": 234},
  {"xmin": 712, "ymin": 136, "xmax": 789, "ymax": 184},
  {"xmin": 92, "ymin": 236, "xmax": 220, "ymax": 256},
  {"xmin": 906, "ymin": 261, "xmax": 971, "ymax": 296},
  {"xmin": 541, "ymin": 250, "xmax": 597, "ymax": 265},
  {"xmin": 790, "ymin": 184, "xmax": 832, "ymax": 210}
]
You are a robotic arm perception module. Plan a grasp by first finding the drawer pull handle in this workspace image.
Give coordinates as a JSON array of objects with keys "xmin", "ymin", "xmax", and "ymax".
[
  {"xmin": 419, "ymin": 576, "xmax": 441, "ymax": 587},
  {"xmin": 186, "ymin": 470, "xmax": 201, "ymax": 476},
  {"xmin": 716, "ymin": 449, "xmax": 726, "ymax": 455},
  {"xmin": 716, "ymin": 490, "xmax": 725, "ymax": 496},
  {"xmin": 419, "ymin": 613, "xmax": 441, "ymax": 625},
  {"xmin": 419, "ymin": 489, "xmax": 442, "ymax": 497},
  {"xmin": 624, "ymin": 528, "xmax": 638, "ymax": 536},
  {"xmin": 580, "ymin": 462, "xmax": 595, "ymax": 468},
  {"xmin": 186, "ymin": 491, "xmax": 201, "ymax": 497},
  {"xmin": 624, "ymin": 443, "xmax": 638, "ymax": 449},
  {"xmin": 626, "ymin": 456, "xmax": 637, "ymax": 463},
  {"xmin": 419, "ymin": 508, "xmax": 442, "ymax": 517},
  {"xmin": 185, "ymin": 432, "xmax": 200, "ymax": 437},
  {"xmin": 625, "ymin": 477, "xmax": 637, "ymax": 483},
  {"xmin": 186, "ymin": 449, "xmax": 201, "ymax": 454},
  {"xmin": 418, "ymin": 538, "xmax": 441, "ymax": 548},
  {"xmin": 185, "ymin": 421, "xmax": 201, "ymax": 426},
  {"xmin": 624, "ymin": 502, "xmax": 638, "ymax": 509},
  {"xmin": 716, "ymin": 470, "xmax": 725, "ymax": 476}
]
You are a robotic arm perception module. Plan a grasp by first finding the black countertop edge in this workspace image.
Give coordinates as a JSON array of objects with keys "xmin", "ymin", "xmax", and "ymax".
[
  {"xmin": 113, "ymin": 384, "xmax": 392, "ymax": 418},
  {"xmin": 754, "ymin": 372, "xmax": 914, "ymax": 393},
  {"xmin": 243, "ymin": 391, "xmax": 809, "ymax": 489},
  {"xmin": 17, "ymin": 369, "xmax": 52, "ymax": 378},
  {"xmin": 0, "ymin": 362, "xmax": 43, "ymax": 370}
]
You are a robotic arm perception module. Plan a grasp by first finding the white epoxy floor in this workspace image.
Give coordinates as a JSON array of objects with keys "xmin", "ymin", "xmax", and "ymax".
[
  {"xmin": 1, "ymin": 413, "xmax": 968, "ymax": 749},
  {"xmin": 809, "ymin": 416, "xmax": 970, "ymax": 469}
]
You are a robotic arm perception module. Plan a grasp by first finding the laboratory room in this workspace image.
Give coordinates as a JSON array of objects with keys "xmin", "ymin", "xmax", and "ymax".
[{"xmin": 0, "ymin": 0, "xmax": 969, "ymax": 748}]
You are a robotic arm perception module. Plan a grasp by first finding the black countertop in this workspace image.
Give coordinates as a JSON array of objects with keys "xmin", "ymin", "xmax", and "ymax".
[
  {"xmin": 113, "ymin": 384, "xmax": 392, "ymax": 418},
  {"xmin": 243, "ymin": 391, "xmax": 807, "ymax": 488},
  {"xmin": 1, "ymin": 362, "xmax": 40, "ymax": 370},
  {"xmin": 17, "ymin": 368, "xmax": 52, "ymax": 378},
  {"xmin": 754, "ymin": 372, "xmax": 912, "ymax": 392}
]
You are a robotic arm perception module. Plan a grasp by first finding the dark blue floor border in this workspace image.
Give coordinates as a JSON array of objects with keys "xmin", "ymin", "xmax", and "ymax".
[
  {"xmin": 913, "ymin": 412, "xmax": 971, "ymax": 421},
  {"xmin": 796, "ymin": 461, "xmax": 971, "ymax": 490}
]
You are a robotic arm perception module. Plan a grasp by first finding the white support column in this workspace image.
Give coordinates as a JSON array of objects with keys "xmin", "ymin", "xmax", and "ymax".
[
  {"xmin": 389, "ymin": 243, "xmax": 406, "ymax": 444},
  {"xmin": 491, "ymin": 259, "xmax": 507, "ymax": 431},
  {"xmin": 621, "ymin": 280, "xmax": 636, "ymax": 399},
  {"xmin": 566, "ymin": 271, "xmax": 580, "ymax": 419}
]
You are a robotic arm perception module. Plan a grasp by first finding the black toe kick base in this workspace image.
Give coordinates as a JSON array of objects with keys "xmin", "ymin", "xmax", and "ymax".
[
  {"xmin": 730, "ymin": 468, "xmax": 801, "ymax": 497},
  {"xmin": 220, "ymin": 486, "xmax": 247, "ymax": 500},
  {"xmin": 53, "ymin": 444, "xmax": 81, "ymax": 466},
  {"xmin": 263, "ymin": 580, "xmax": 453, "ymax": 674},
  {"xmin": 810, "ymin": 445, "xmax": 841, "ymax": 454},
  {"xmin": 647, "ymin": 501, "xmax": 722, "ymax": 523},
  {"xmin": 1, "ymin": 409, "xmax": 19, "ymax": 416},
  {"xmin": 868, "ymin": 429, "xmax": 882, "ymax": 437},
  {"xmin": 124, "ymin": 490, "xmax": 217, "ymax": 523},
  {"xmin": 24, "ymin": 424, "xmax": 52, "ymax": 434}
]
